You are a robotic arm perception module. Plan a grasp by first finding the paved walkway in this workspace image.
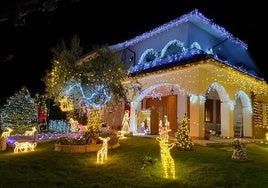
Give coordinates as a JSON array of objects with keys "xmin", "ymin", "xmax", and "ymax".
[{"xmin": 133, "ymin": 133, "xmax": 266, "ymax": 146}]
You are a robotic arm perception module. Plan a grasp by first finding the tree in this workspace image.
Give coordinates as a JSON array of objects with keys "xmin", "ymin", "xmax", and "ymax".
[
  {"xmin": 42, "ymin": 34, "xmax": 83, "ymax": 105},
  {"xmin": 1, "ymin": 86, "xmax": 38, "ymax": 134},
  {"xmin": 42, "ymin": 35, "xmax": 130, "ymax": 111},
  {"xmin": 175, "ymin": 114, "xmax": 194, "ymax": 151}
]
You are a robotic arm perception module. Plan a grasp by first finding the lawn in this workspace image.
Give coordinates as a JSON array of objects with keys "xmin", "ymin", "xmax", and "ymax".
[{"xmin": 0, "ymin": 136, "xmax": 267, "ymax": 188}]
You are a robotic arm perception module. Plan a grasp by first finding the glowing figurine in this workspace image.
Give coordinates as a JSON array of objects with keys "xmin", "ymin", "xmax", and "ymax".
[
  {"xmin": 97, "ymin": 137, "xmax": 110, "ymax": 164},
  {"xmin": 156, "ymin": 136, "xmax": 176, "ymax": 179}
]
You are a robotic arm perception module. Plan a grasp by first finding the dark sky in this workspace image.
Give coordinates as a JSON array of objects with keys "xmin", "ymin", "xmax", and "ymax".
[{"xmin": 0, "ymin": 0, "xmax": 267, "ymax": 105}]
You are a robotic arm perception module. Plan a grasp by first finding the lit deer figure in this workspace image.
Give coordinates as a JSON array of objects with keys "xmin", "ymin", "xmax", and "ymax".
[
  {"xmin": 24, "ymin": 126, "xmax": 37, "ymax": 136},
  {"xmin": 156, "ymin": 136, "xmax": 176, "ymax": 179},
  {"xmin": 14, "ymin": 141, "xmax": 37, "ymax": 153},
  {"xmin": 97, "ymin": 137, "xmax": 110, "ymax": 164},
  {"xmin": 1, "ymin": 127, "xmax": 13, "ymax": 139}
]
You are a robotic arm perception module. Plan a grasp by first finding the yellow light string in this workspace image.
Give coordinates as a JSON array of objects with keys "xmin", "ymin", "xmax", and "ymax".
[
  {"xmin": 125, "ymin": 59, "xmax": 268, "ymax": 96},
  {"xmin": 59, "ymin": 96, "xmax": 74, "ymax": 112}
]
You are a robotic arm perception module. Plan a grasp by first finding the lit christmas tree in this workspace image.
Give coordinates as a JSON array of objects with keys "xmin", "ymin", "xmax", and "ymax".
[
  {"xmin": 175, "ymin": 114, "xmax": 194, "ymax": 151},
  {"xmin": 86, "ymin": 109, "xmax": 102, "ymax": 133},
  {"xmin": 1, "ymin": 86, "xmax": 38, "ymax": 134}
]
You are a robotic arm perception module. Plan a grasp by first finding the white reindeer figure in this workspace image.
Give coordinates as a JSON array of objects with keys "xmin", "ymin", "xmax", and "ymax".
[
  {"xmin": 14, "ymin": 141, "xmax": 37, "ymax": 153},
  {"xmin": 1, "ymin": 127, "xmax": 13, "ymax": 139},
  {"xmin": 156, "ymin": 136, "xmax": 176, "ymax": 179},
  {"xmin": 24, "ymin": 126, "xmax": 37, "ymax": 136},
  {"xmin": 97, "ymin": 137, "xmax": 110, "ymax": 164}
]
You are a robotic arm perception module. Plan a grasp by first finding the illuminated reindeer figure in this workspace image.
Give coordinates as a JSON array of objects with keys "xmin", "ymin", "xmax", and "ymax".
[
  {"xmin": 14, "ymin": 141, "xmax": 37, "ymax": 153},
  {"xmin": 1, "ymin": 127, "xmax": 13, "ymax": 139},
  {"xmin": 24, "ymin": 126, "xmax": 37, "ymax": 136},
  {"xmin": 156, "ymin": 136, "xmax": 176, "ymax": 179},
  {"xmin": 97, "ymin": 137, "xmax": 110, "ymax": 164}
]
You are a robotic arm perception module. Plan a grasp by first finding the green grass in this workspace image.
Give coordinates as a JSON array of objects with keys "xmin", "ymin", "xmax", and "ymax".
[{"xmin": 0, "ymin": 136, "xmax": 268, "ymax": 188}]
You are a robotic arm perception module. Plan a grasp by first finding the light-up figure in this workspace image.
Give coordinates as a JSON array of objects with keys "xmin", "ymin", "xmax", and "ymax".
[
  {"xmin": 121, "ymin": 110, "xmax": 130, "ymax": 134},
  {"xmin": 14, "ymin": 141, "xmax": 37, "ymax": 153},
  {"xmin": 24, "ymin": 126, "xmax": 37, "ymax": 136},
  {"xmin": 266, "ymin": 133, "xmax": 268, "ymax": 142},
  {"xmin": 1, "ymin": 127, "xmax": 13, "ymax": 139},
  {"xmin": 159, "ymin": 120, "xmax": 170, "ymax": 141},
  {"xmin": 69, "ymin": 118, "xmax": 79, "ymax": 133},
  {"xmin": 156, "ymin": 136, "xmax": 176, "ymax": 179},
  {"xmin": 97, "ymin": 137, "xmax": 110, "ymax": 164}
]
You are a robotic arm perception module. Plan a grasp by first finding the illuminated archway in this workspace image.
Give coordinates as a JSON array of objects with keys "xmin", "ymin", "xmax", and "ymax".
[
  {"xmin": 132, "ymin": 83, "xmax": 188, "ymax": 133},
  {"xmin": 205, "ymin": 82, "xmax": 230, "ymax": 137},
  {"xmin": 234, "ymin": 90, "xmax": 252, "ymax": 137}
]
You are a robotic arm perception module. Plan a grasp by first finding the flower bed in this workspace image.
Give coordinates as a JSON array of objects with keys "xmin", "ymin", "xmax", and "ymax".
[{"xmin": 54, "ymin": 142, "xmax": 120, "ymax": 153}]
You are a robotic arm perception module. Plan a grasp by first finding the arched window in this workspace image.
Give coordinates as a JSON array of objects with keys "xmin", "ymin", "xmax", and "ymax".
[
  {"xmin": 138, "ymin": 48, "xmax": 158, "ymax": 64},
  {"xmin": 190, "ymin": 42, "xmax": 201, "ymax": 50},
  {"xmin": 160, "ymin": 40, "xmax": 184, "ymax": 57}
]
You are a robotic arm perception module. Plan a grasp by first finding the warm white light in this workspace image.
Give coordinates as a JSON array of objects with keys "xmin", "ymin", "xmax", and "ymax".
[
  {"xmin": 156, "ymin": 136, "xmax": 176, "ymax": 179},
  {"xmin": 1, "ymin": 127, "xmax": 13, "ymax": 139},
  {"xmin": 59, "ymin": 96, "xmax": 74, "ymax": 112},
  {"xmin": 14, "ymin": 141, "xmax": 37, "ymax": 153},
  {"xmin": 97, "ymin": 137, "xmax": 110, "ymax": 164},
  {"xmin": 121, "ymin": 110, "xmax": 130, "ymax": 134},
  {"xmin": 24, "ymin": 127, "xmax": 37, "ymax": 136}
]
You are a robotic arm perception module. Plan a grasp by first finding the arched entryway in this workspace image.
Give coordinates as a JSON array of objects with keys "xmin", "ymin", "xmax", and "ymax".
[
  {"xmin": 205, "ymin": 82, "xmax": 230, "ymax": 137},
  {"xmin": 133, "ymin": 83, "xmax": 188, "ymax": 135},
  {"xmin": 233, "ymin": 91, "xmax": 252, "ymax": 138}
]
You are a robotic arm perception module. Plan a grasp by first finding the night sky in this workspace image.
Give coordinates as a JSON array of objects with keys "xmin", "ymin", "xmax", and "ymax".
[{"xmin": 0, "ymin": 0, "xmax": 267, "ymax": 105}]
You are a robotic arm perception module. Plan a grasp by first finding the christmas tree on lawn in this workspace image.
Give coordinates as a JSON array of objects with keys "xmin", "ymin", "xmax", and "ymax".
[
  {"xmin": 175, "ymin": 114, "xmax": 194, "ymax": 151},
  {"xmin": 1, "ymin": 86, "xmax": 38, "ymax": 134}
]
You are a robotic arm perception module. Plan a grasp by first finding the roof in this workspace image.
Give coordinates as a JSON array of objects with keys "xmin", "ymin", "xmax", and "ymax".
[{"xmin": 111, "ymin": 9, "xmax": 247, "ymax": 50}]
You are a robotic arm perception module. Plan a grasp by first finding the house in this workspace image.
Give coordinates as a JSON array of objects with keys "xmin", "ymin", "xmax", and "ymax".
[{"xmin": 103, "ymin": 9, "xmax": 268, "ymax": 139}]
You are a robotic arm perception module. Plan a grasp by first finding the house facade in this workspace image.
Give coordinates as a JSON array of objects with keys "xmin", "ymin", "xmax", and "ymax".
[{"xmin": 106, "ymin": 9, "xmax": 268, "ymax": 139}]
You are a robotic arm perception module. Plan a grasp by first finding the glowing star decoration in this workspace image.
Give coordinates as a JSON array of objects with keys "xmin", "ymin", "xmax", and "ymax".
[
  {"xmin": 1, "ymin": 127, "xmax": 13, "ymax": 139},
  {"xmin": 59, "ymin": 96, "xmax": 74, "ymax": 112},
  {"xmin": 97, "ymin": 137, "xmax": 110, "ymax": 164},
  {"xmin": 156, "ymin": 136, "xmax": 176, "ymax": 179},
  {"xmin": 14, "ymin": 141, "xmax": 37, "ymax": 153},
  {"xmin": 24, "ymin": 126, "xmax": 37, "ymax": 136}
]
